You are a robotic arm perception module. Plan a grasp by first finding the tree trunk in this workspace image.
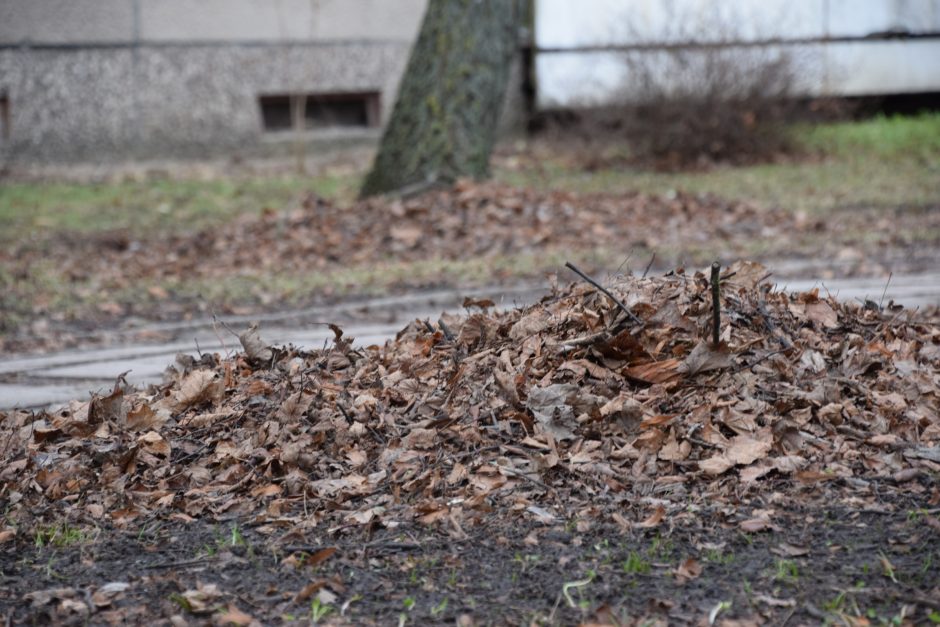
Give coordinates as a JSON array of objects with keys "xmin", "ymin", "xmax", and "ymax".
[{"xmin": 359, "ymin": 0, "xmax": 521, "ymax": 198}]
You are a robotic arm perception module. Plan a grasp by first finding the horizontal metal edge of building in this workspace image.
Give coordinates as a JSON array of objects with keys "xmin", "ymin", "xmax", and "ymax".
[{"xmin": 532, "ymin": 32, "xmax": 940, "ymax": 54}]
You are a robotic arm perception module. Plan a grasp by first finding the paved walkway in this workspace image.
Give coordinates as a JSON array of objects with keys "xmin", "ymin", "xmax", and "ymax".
[
  {"xmin": 0, "ymin": 284, "xmax": 546, "ymax": 410},
  {"xmin": 2, "ymin": 272, "xmax": 937, "ymax": 411}
]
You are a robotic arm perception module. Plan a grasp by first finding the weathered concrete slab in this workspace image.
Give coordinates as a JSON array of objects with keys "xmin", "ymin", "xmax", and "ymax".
[
  {"xmin": 775, "ymin": 273, "xmax": 940, "ymax": 308},
  {"xmin": 0, "ymin": 383, "xmax": 109, "ymax": 410}
]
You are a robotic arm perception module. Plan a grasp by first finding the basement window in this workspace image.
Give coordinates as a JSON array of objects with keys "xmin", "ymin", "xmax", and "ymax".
[{"xmin": 259, "ymin": 92, "xmax": 380, "ymax": 132}]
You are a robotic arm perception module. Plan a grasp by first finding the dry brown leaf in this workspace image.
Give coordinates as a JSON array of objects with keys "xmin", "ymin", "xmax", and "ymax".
[
  {"xmin": 125, "ymin": 402, "xmax": 167, "ymax": 432},
  {"xmin": 215, "ymin": 604, "xmax": 255, "ymax": 626},
  {"xmin": 293, "ymin": 581, "xmax": 325, "ymax": 603},
  {"xmin": 678, "ymin": 342, "xmax": 733, "ymax": 376},
  {"xmin": 739, "ymin": 465, "xmax": 772, "ymax": 482},
  {"xmin": 90, "ymin": 582, "xmax": 130, "ymax": 608},
  {"xmin": 772, "ymin": 543, "xmax": 810, "ymax": 557},
  {"xmin": 623, "ymin": 359, "xmax": 681, "ymax": 384},
  {"xmin": 725, "ymin": 431, "xmax": 773, "ymax": 465},
  {"xmin": 805, "ymin": 301, "xmax": 839, "ymax": 329},
  {"xmin": 699, "ymin": 455, "xmax": 734, "ymax": 475},
  {"xmin": 526, "ymin": 384, "xmax": 579, "ymax": 440},
  {"xmin": 509, "ymin": 308, "xmax": 552, "ymax": 340},
  {"xmin": 181, "ymin": 583, "xmax": 222, "ymax": 614},
  {"xmin": 171, "ymin": 369, "xmax": 223, "ymax": 411},
  {"xmin": 402, "ymin": 427, "xmax": 437, "ymax": 449},
  {"xmin": 138, "ymin": 431, "xmax": 171, "ymax": 457},
  {"xmin": 276, "ymin": 391, "xmax": 312, "ymax": 423},
  {"xmin": 89, "ymin": 387, "xmax": 125, "ymax": 425},
  {"xmin": 238, "ymin": 322, "xmax": 273, "ymax": 363},
  {"xmin": 674, "ymin": 557, "xmax": 702, "ymax": 583},
  {"xmin": 739, "ymin": 516, "xmax": 773, "ymax": 532},
  {"xmin": 306, "ymin": 547, "xmax": 337, "ymax": 567},
  {"xmin": 636, "ymin": 505, "xmax": 666, "ymax": 528}
]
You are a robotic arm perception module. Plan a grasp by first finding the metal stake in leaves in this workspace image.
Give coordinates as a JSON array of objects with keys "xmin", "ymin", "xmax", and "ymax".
[{"xmin": 711, "ymin": 261, "xmax": 721, "ymax": 347}]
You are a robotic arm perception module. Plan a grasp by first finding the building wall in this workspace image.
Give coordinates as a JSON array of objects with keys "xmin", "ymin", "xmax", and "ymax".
[
  {"xmin": 0, "ymin": 0, "xmax": 429, "ymax": 164},
  {"xmin": 534, "ymin": 0, "xmax": 940, "ymax": 108},
  {"xmin": 0, "ymin": 0, "xmax": 429, "ymax": 45},
  {"xmin": 0, "ymin": 43, "xmax": 414, "ymax": 162}
]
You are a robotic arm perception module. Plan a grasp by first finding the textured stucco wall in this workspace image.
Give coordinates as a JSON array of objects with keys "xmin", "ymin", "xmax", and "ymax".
[
  {"xmin": 0, "ymin": 42, "xmax": 413, "ymax": 163},
  {"xmin": 0, "ymin": 0, "xmax": 527, "ymax": 165},
  {"xmin": 0, "ymin": 0, "xmax": 430, "ymax": 164}
]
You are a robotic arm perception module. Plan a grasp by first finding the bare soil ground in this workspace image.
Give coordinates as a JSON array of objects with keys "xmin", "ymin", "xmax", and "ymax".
[{"xmin": 3, "ymin": 492, "xmax": 938, "ymax": 626}]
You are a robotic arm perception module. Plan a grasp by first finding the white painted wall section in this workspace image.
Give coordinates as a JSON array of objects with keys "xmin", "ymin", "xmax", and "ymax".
[{"xmin": 535, "ymin": 0, "xmax": 940, "ymax": 108}]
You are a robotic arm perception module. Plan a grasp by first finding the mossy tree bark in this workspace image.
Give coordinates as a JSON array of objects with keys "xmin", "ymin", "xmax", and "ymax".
[{"xmin": 359, "ymin": 0, "xmax": 521, "ymax": 198}]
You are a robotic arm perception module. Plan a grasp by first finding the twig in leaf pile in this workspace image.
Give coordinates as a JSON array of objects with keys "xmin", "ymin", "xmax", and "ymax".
[
  {"xmin": 879, "ymin": 271, "xmax": 893, "ymax": 310},
  {"xmin": 710, "ymin": 261, "xmax": 721, "ymax": 347},
  {"xmin": 564, "ymin": 262, "xmax": 642, "ymax": 324},
  {"xmin": 642, "ymin": 252, "xmax": 657, "ymax": 278}
]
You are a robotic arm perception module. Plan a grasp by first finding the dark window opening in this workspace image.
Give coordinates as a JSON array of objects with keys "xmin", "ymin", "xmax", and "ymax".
[
  {"xmin": 259, "ymin": 95, "xmax": 293, "ymax": 131},
  {"xmin": 0, "ymin": 93, "xmax": 9, "ymax": 141},
  {"xmin": 259, "ymin": 92, "xmax": 381, "ymax": 132}
]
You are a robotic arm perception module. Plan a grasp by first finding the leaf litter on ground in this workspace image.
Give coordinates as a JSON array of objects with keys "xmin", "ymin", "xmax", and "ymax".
[
  {"xmin": 4, "ymin": 179, "xmax": 937, "ymax": 353},
  {"xmin": 2, "ymin": 260, "xmax": 938, "ymax": 546}
]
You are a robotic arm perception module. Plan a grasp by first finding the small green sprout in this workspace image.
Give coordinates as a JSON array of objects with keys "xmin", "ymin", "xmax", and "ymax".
[
  {"xmin": 430, "ymin": 598, "xmax": 449, "ymax": 617},
  {"xmin": 562, "ymin": 570, "xmax": 596, "ymax": 608},
  {"xmin": 773, "ymin": 559, "xmax": 800, "ymax": 583},
  {"xmin": 309, "ymin": 598, "xmax": 334, "ymax": 623},
  {"xmin": 622, "ymin": 551, "xmax": 651, "ymax": 575}
]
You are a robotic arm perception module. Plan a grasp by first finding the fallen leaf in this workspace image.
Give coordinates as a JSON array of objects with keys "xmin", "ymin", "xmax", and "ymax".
[
  {"xmin": 678, "ymin": 342, "xmax": 733, "ymax": 376},
  {"xmin": 171, "ymin": 369, "xmax": 222, "ymax": 410},
  {"xmin": 306, "ymin": 547, "xmax": 337, "ymax": 567},
  {"xmin": 636, "ymin": 505, "xmax": 665, "ymax": 528},
  {"xmin": 239, "ymin": 322, "xmax": 273, "ymax": 363},
  {"xmin": 725, "ymin": 431, "xmax": 773, "ymax": 465},
  {"xmin": 699, "ymin": 455, "xmax": 734, "ymax": 475},
  {"xmin": 526, "ymin": 384, "xmax": 579, "ymax": 440},
  {"xmin": 739, "ymin": 516, "xmax": 773, "ymax": 533},
  {"xmin": 674, "ymin": 557, "xmax": 702, "ymax": 582},
  {"xmin": 216, "ymin": 604, "xmax": 255, "ymax": 626}
]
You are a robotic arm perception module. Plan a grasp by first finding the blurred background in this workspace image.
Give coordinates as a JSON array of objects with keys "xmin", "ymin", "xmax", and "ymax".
[{"xmin": 1, "ymin": 0, "xmax": 938, "ymax": 168}]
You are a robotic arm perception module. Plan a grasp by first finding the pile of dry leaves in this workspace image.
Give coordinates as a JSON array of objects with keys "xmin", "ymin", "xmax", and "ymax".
[
  {"xmin": 1, "ymin": 262, "xmax": 938, "ymax": 540},
  {"xmin": 8, "ymin": 182, "xmax": 800, "ymax": 287}
]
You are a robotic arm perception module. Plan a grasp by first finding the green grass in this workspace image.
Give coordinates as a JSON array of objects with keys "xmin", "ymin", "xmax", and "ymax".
[
  {"xmin": 621, "ymin": 551, "xmax": 652, "ymax": 575},
  {"xmin": 799, "ymin": 112, "xmax": 940, "ymax": 162},
  {"xmin": 0, "ymin": 172, "xmax": 359, "ymax": 245},
  {"xmin": 496, "ymin": 112, "xmax": 940, "ymax": 215},
  {"xmin": 772, "ymin": 558, "xmax": 801, "ymax": 584},
  {"xmin": 33, "ymin": 522, "xmax": 92, "ymax": 548}
]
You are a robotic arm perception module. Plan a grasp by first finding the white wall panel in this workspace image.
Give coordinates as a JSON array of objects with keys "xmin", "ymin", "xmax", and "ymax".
[{"xmin": 535, "ymin": 0, "xmax": 940, "ymax": 107}]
